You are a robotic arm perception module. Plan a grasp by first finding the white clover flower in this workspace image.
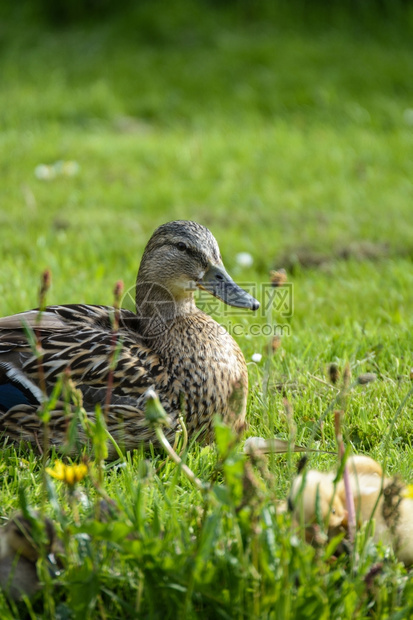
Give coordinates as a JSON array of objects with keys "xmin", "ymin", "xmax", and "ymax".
[
  {"xmin": 251, "ymin": 353, "xmax": 262, "ymax": 363},
  {"xmin": 34, "ymin": 164, "xmax": 56, "ymax": 180},
  {"xmin": 235, "ymin": 252, "xmax": 254, "ymax": 268},
  {"xmin": 35, "ymin": 161, "xmax": 80, "ymax": 180}
]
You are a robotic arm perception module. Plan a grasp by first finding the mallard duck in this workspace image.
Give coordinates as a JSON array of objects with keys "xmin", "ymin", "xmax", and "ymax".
[
  {"xmin": 0, "ymin": 221, "xmax": 259, "ymax": 455},
  {"xmin": 0, "ymin": 512, "xmax": 58, "ymax": 599}
]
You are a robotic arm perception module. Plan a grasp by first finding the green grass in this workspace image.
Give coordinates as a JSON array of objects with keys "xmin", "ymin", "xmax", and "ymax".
[{"xmin": 1, "ymin": 2, "xmax": 413, "ymax": 617}]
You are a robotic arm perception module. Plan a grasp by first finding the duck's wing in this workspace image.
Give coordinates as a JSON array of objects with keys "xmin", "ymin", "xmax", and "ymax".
[
  {"xmin": 0, "ymin": 304, "xmax": 134, "ymax": 336},
  {"xmin": 0, "ymin": 400, "xmax": 163, "ymax": 456},
  {"xmin": 0, "ymin": 305, "xmax": 162, "ymax": 413}
]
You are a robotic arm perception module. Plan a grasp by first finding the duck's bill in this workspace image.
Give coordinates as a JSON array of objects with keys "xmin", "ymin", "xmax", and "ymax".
[{"xmin": 197, "ymin": 264, "xmax": 260, "ymax": 311}]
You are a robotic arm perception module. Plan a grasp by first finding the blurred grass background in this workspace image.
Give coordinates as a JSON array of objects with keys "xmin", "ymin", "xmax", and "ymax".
[{"xmin": 1, "ymin": 1, "xmax": 413, "ymax": 616}]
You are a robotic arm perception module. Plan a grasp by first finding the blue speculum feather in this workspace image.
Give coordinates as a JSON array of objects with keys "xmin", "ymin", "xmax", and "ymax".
[{"xmin": 0, "ymin": 383, "xmax": 32, "ymax": 410}]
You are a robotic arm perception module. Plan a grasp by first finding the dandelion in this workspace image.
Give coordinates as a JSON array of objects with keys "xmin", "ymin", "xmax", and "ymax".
[
  {"xmin": 404, "ymin": 485, "xmax": 413, "ymax": 500},
  {"xmin": 46, "ymin": 461, "xmax": 88, "ymax": 486}
]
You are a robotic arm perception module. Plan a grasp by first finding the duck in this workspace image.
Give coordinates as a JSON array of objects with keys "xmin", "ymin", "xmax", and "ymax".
[
  {"xmin": 288, "ymin": 469, "xmax": 347, "ymax": 543},
  {"xmin": 0, "ymin": 221, "xmax": 259, "ymax": 456},
  {"xmin": 336, "ymin": 455, "xmax": 413, "ymax": 566},
  {"xmin": 287, "ymin": 456, "xmax": 384, "ymax": 537},
  {"xmin": 289, "ymin": 455, "xmax": 413, "ymax": 565},
  {"xmin": 0, "ymin": 512, "xmax": 59, "ymax": 599}
]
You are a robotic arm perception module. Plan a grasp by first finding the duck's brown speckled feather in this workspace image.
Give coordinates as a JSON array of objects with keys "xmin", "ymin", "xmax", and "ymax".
[{"xmin": 0, "ymin": 306, "xmax": 246, "ymax": 454}]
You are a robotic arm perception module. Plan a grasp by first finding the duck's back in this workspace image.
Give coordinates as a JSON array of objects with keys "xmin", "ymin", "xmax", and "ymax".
[
  {"xmin": 0, "ymin": 305, "xmax": 248, "ymax": 452},
  {"xmin": 0, "ymin": 305, "xmax": 161, "ymax": 452},
  {"xmin": 0, "ymin": 305, "xmax": 156, "ymax": 406}
]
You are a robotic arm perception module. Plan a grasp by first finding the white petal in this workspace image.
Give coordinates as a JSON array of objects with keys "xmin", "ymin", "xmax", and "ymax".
[{"xmin": 235, "ymin": 252, "xmax": 254, "ymax": 268}]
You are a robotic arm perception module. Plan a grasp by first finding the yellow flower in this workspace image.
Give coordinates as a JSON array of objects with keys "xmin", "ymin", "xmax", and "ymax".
[
  {"xmin": 46, "ymin": 461, "xmax": 88, "ymax": 486},
  {"xmin": 403, "ymin": 485, "xmax": 413, "ymax": 499}
]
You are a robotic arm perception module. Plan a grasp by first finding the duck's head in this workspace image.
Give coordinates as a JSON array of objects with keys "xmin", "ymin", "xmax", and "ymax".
[{"xmin": 136, "ymin": 221, "xmax": 259, "ymax": 311}]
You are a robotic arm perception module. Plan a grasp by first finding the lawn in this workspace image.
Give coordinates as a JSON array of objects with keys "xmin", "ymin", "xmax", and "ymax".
[{"xmin": 1, "ymin": 1, "xmax": 413, "ymax": 617}]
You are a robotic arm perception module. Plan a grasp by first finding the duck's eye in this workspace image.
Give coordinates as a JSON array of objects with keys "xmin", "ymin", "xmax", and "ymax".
[
  {"xmin": 176, "ymin": 242, "xmax": 187, "ymax": 252},
  {"xmin": 331, "ymin": 508, "xmax": 336, "ymax": 514}
]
